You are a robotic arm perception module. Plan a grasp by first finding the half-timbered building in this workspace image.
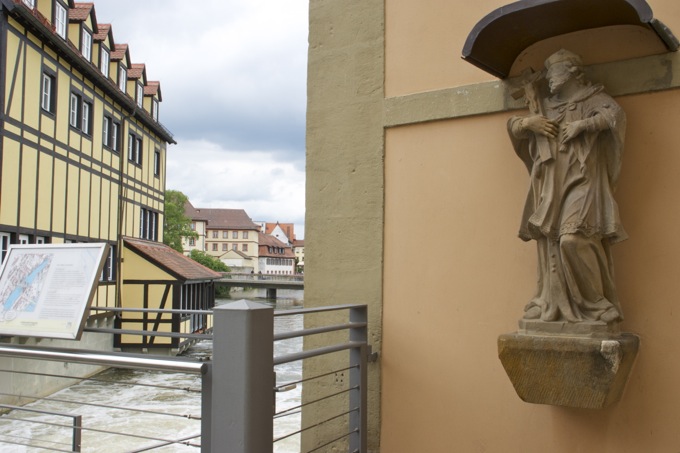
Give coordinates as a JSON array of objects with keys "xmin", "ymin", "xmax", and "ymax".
[{"xmin": 0, "ymin": 0, "xmax": 214, "ymax": 351}]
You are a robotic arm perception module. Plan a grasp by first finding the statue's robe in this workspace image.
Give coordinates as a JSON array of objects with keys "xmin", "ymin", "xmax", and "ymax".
[{"xmin": 508, "ymin": 83, "xmax": 627, "ymax": 322}]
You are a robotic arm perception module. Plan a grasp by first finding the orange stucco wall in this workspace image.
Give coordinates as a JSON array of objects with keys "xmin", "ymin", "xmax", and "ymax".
[
  {"xmin": 386, "ymin": 0, "xmax": 680, "ymax": 96},
  {"xmin": 382, "ymin": 1, "xmax": 680, "ymax": 451}
]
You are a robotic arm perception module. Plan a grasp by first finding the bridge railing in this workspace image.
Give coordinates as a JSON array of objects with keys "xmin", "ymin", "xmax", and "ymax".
[
  {"xmin": 0, "ymin": 301, "xmax": 369, "ymax": 452},
  {"xmin": 219, "ymin": 272, "xmax": 304, "ymax": 282}
]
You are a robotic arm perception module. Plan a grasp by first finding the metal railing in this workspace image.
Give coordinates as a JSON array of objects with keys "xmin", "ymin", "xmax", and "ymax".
[
  {"xmin": 220, "ymin": 272, "xmax": 304, "ymax": 282},
  {"xmin": 0, "ymin": 405, "xmax": 82, "ymax": 452},
  {"xmin": 0, "ymin": 301, "xmax": 369, "ymax": 452}
]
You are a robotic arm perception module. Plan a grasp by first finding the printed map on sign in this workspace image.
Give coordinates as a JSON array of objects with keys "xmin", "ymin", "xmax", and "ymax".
[
  {"xmin": 0, "ymin": 253, "xmax": 52, "ymax": 321},
  {"xmin": 0, "ymin": 243, "xmax": 108, "ymax": 339}
]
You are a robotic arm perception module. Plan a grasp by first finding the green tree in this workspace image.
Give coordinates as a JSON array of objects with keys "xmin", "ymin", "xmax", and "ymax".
[
  {"xmin": 163, "ymin": 190, "xmax": 197, "ymax": 252},
  {"xmin": 189, "ymin": 249, "xmax": 230, "ymax": 272},
  {"xmin": 189, "ymin": 250, "xmax": 231, "ymax": 297}
]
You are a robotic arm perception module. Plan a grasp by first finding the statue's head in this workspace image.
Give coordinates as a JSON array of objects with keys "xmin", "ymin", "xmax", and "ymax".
[{"xmin": 544, "ymin": 49, "xmax": 584, "ymax": 94}]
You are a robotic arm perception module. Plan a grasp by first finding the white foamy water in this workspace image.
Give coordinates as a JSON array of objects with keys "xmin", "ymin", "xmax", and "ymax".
[{"xmin": 0, "ymin": 291, "xmax": 303, "ymax": 452}]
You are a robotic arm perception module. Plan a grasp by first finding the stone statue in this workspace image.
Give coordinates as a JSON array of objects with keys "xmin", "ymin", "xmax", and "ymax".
[{"xmin": 507, "ymin": 49, "xmax": 627, "ymax": 324}]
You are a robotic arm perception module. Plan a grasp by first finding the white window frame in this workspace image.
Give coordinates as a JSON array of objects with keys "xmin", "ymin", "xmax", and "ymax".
[
  {"xmin": 69, "ymin": 93, "xmax": 79, "ymax": 127},
  {"xmin": 81, "ymin": 29, "xmax": 92, "ymax": 62},
  {"xmin": 154, "ymin": 149, "xmax": 160, "ymax": 177},
  {"xmin": 152, "ymin": 99, "xmax": 159, "ymax": 121},
  {"xmin": 119, "ymin": 66, "xmax": 127, "ymax": 92},
  {"xmin": 22, "ymin": 0, "xmax": 34, "ymax": 8},
  {"xmin": 81, "ymin": 100, "xmax": 91, "ymax": 134},
  {"xmin": 19, "ymin": 234, "xmax": 29, "ymax": 244},
  {"xmin": 136, "ymin": 83, "xmax": 144, "ymax": 108},
  {"xmin": 55, "ymin": 2, "xmax": 67, "ymax": 39},
  {"xmin": 41, "ymin": 73, "xmax": 54, "ymax": 112},
  {"xmin": 111, "ymin": 122, "xmax": 119, "ymax": 151},
  {"xmin": 100, "ymin": 48, "xmax": 110, "ymax": 78},
  {"xmin": 136, "ymin": 138, "xmax": 142, "ymax": 165},
  {"xmin": 103, "ymin": 116, "xmax": 110, "ymax": 147},
  {"xmin": 128, "ymin": 133, "xmax": 135, "ymax": 161}
]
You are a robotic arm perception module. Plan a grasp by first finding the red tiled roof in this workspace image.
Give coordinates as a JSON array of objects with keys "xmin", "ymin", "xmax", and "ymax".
[
  {"xmin": 124, "ymin": 237, "xmax": 221, "ymax": 281},
  {"xmin": 93, "ymin": 23, "xmax": 110, "ymax": 42},
  {"xmin": 293, "ymin": 239, "xmax": 304, "ymax": 247},
  {"xmin": 264, "ymin": 222, "xmax": 296, "ymax": 241},
  {"xmin": 144, "ymin": 81, "xmax": 160, "ymax": 96},
  {"xmin": 184, "ymin": 201, "xmax": 207, "ymax": 221},
  {"xmin": 70, "ymin": 2, "xmax": 93, "ymax": 22},
  {"xmin": 258, "ymin": 232, "xmax": 295, "ymax": 258},
  {"xmin": 189, "ymin": 208, "xmax": 260, "ymax": 231},
  {"xmin": 111, "ymin": 43, "xmax": 128, "ymax": 61},
  {"xmin": 128, "ymin": 63, "xmax": 145, "ymax": 79}
]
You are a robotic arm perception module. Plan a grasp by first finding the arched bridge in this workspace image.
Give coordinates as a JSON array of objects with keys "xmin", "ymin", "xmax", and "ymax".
[{"xmin": 215, "ymin": 273, "xmax": 304, "ymax": 298}]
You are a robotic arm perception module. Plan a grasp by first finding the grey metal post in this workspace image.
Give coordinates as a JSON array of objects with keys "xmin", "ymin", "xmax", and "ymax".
[
  {"xmin": 201, "ymin": 362, "xmax": 213, "ymax": 453},
  {"xmin": 211, "ymin": 300, "xmax": 274, "ymax": 453},
  {"xmin": 349, "ymin": 306, "xmax": 368, "ymax": 453},
  {"xmin": 72, "ymin": 415, "xmax": 82, "ymax": 452}
]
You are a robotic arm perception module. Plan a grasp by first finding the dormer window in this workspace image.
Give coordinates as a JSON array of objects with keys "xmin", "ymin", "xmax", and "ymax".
[
  {"xmin": 81, "ymin": 29, "xmax": 92, "ymax": 62},
  {"xmin": 55, "ymin": 2, "xmax": 67, "ymax": 39},
  {"xmin": 152, "ymin": 99, "xmax": 159, "ymax": 121},
  {"xmin": 136, "ymin": 83, "xmax": 143, "ymax": 108},
  {"xmin": 100, "ymin": 48, "xmax": 110, "ymax": 78},
  {"xmin": 119, "ymin": 66, "xmax": 127, "ymax": 92}
]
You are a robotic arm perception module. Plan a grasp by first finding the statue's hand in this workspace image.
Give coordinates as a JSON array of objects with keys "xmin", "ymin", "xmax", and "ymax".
[
  {"xmin": 561, "ymin": 120, "xmax": 586, "ymax": 143},
  {"xmin": 522, "ymin": 115, "xmax": 558, "ymax": 138}
]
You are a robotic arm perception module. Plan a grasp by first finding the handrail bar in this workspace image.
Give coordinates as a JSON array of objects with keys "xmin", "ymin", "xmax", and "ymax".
[
  {"xmin": 0, "ymin": 344, "xmax": 207, "ymax": 374},
  {"xmin": 274, "ymin": 304, "xmax": 366, "ymax": 316},
  {"xmin": 90, "ymin": 307, "xmax": 213, "ymax": 315},
  {"xmin": 83, "ymin": 327, "xmax": 212, "ymax": 341},
  {"xmin": 274, "ymin": 341, "xmax": 364, "ymax": 366},
  {"xmin": 273, "ymin": 322, "xmax": 367, "ymax": 341}
]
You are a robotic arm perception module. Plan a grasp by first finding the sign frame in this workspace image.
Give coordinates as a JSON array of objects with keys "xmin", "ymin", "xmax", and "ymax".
[{"xmin": 0, "ymin": 243, "xmax": 109, "ymax": 340}]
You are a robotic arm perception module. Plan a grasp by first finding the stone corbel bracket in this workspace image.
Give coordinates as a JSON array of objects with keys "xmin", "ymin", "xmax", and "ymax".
[{"xmin": 498, "ymin": 331, "xmax": 639, "ymax": 408}]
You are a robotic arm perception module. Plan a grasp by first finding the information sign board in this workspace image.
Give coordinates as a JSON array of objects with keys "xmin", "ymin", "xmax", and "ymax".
[{"xmin": 0, "ymin": 243, "xmax": 109, "ymax": 339}]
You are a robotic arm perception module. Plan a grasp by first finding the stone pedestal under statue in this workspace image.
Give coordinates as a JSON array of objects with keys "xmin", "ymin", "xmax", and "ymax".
[{"xmin": 498, "ymin": 321, "xmax": 639, "ymax": 409}]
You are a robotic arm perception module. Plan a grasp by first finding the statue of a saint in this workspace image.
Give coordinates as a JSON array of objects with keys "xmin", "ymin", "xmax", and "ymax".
[{"xmin": 507, "ymin": 49, "xmax": 627, "ymax": 324}]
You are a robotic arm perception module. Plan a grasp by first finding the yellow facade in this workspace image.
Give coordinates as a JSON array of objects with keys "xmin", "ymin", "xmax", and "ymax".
[{"xmin": 0, "ymin": 1, "xmax": 173, "ymax": 313}]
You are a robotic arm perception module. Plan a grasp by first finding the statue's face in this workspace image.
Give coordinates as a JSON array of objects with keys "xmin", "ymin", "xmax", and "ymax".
[{"xmin": 546, "ymin": 62, "xmax": 573, "ymax": 94}]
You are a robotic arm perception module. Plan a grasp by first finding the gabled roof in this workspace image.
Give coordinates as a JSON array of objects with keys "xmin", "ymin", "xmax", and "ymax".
[
  {"xmin": 111, "ymin": 43, "xmax": 129, "ymax": 61},
  {"xmin": 69, "ymin": 2, "xmax": 92, "ymax": 21},
  {"xmin": 144, "ymin": 81, "xmax": 162, "ymax": 100},
  {"xmin": 128, "ymin": 63, "xmax": 146, "ymax": 80},
  {"xmin": 264, "ymin": 222, "xmax": 296, "ymax": 241},
  {"xmin": 124, "ymin": 237, "xmax": 221, "ymax": 282},
  {"xmin": 192, "ymin": 208, "xmax": 260, "ymax": 230},
  {"xmin": 258, "ymin": 232, "xmax": 295, "ymax": 258},
  {"xmin": 222, "ymin": 249, "xmax": 251, "ymax": 260},
  {"xmin": 184, "ymin": 201, "xmax": 207, "ymax": 222},
  {"xmin": 93, "ymin": 23, "xmax": 112, "ymax": 43},
  {"xmin": 70, "ymin": 2, "xmax": 98, "ymax": 33}
]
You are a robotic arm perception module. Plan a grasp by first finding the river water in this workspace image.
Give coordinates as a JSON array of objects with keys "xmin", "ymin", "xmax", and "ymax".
[{"xmin": 0, "ymin": 289, "xmax": 303, "ymax": 452}]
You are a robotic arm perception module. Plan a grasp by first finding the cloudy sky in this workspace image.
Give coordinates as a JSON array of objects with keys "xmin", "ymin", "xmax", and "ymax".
[{"xmin": 91, "ymin": 0, "xmax": 308, "ymax": 238}]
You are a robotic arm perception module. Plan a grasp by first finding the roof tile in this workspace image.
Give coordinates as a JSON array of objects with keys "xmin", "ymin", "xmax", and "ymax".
[
  {"xmin": 124, "ymin": 237, "xmax": 222, "ymax": 281},
  {"xmin": 70, "ymin": 2, "xmax": 93, "ymax": 22}
]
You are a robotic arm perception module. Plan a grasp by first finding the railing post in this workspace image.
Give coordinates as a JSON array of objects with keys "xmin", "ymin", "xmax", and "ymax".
[
  {"xmin": 349, "ymin": 306, "xmax": 368, "ymax": 453},
  {"xmin": 210, "ymin": 300, "xmax": 274, "ymax": 453},
  {"xmin": 72, "ymin": 415, "xmax": 82, "ymax": 452}
]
